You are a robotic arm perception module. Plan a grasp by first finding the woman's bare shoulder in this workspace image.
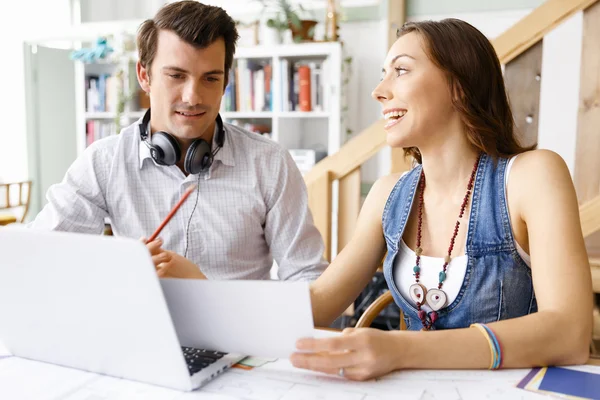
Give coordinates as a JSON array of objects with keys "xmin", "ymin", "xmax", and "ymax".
[{"xmin": 510, "ymin": 149, "xmax": 571, "ymax": 186}]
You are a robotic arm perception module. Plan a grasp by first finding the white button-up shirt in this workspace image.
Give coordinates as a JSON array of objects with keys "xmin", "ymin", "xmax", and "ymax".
[{"xmin": 28, "ymin": 119, "xmax": 328, "ymax": 281}]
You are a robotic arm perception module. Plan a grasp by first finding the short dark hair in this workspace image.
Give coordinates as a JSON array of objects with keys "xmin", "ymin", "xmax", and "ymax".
[
  {"xmin": 137, "ymin": 0, "xmax": 239, "ymax": 88},
  {"xmin": 397, "ymin": 19, "xmax": 534, "ymax": 163}
]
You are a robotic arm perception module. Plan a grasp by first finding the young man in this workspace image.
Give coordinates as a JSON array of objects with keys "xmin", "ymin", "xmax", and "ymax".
[{"xmin": 28, "ymin": 1, "xmax": 328, "ymax": 281}]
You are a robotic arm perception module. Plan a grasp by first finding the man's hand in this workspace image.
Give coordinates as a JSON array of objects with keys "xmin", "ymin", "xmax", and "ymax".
[{"xmin": 142, "ymin": 237, "xmax": 207, "ymax": 279}]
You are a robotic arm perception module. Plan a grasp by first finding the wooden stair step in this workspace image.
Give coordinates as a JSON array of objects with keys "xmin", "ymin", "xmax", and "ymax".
[{"xmin": 591, "ymin": 258, "xmax": 600, "ymax": 293}]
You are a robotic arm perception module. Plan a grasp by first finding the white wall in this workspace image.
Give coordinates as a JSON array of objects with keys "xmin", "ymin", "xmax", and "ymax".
[
  {"xmin": 537, "ymin": 12, "xmax": 583, "ymax": 176},
  {"xmin": 80, "ymin": 0, "xmax": 162, "ymax": 23},
  {"xmin": 408, "ymin": 9, "xmax": 532, "ymax": 38},
  {"xmin": 337, "ymin": 19, "xmax": 391, "ymax": 183},
  {"xmin": 0, "ymin": 0, "xmax": 72, "ymax": 183}
]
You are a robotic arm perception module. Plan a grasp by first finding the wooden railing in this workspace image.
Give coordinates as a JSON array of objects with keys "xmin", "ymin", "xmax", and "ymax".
[
  {"xmin": 304, "ymin": 120, "xmax": 389, "ymax": 260},
  {"xmin": 306, "ymin": 0, "xmax": 600, "ymax": 260}
]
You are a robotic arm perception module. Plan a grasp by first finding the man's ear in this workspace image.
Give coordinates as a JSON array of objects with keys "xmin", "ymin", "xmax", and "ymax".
[{"xmin": 137, "ymin": 61, "xmax": 151, "ymax": 93}]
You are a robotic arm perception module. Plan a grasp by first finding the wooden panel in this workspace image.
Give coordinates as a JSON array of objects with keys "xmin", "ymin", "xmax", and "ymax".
[
  {"xmin": 504, "ymin": 40, "xmax": 543, "ymax": 148},
  {"xmin": 575, "ymin": 2, "xmax": 600, "ymax": 257},
  {"xmin": 307, "ymin": 171, "xmax": 332, "ymax": 262},
  {"xmin": 304, "ymin": 119, "xmax": 387, "ymax": 186},
  {"xmin": 387, "ymin": 0, "xmax": 408, "ymax": 173},
  {"xmin": 586, "ymin": 231, "xmax": 600, "ymax": 258},
  {"xmin": 391, "ymin": 152, "xmax": 413, "ymax": 174},
  {"xmin": 591, "ymin": 258, "xmax": 600, "ymax": 293},
  {"xmin": 575, "ymin": 1, "xmax": 600, "ymax": 204},
  {"xmin": 492, "ymin": 0, "xmax": 597, "ymax": 64},
  {"xmin": 338, "ymin": 168, "xmax": 361, "ymax": 254},
  {"xmin": 387, "ymin": 0, "xmax": 406, "ymax": 49},
  {"xmin": 580, "ymin": 195, "xmax": 600, "ymax": 238}
]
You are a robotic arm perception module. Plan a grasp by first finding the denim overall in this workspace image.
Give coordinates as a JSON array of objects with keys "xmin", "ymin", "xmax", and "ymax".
[{"xmin": 382, "ymin": 153, "xmax": 537, "ymax": 330}]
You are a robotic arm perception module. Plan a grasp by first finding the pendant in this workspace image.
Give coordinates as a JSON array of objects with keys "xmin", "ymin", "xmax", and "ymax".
[
  {"xmin": 425, "ymin": 289, "xmax": 447, "ymax": 311},
  {"xmin": 408, "ymin": 283, "xmax": 427, "ymax": 305}
]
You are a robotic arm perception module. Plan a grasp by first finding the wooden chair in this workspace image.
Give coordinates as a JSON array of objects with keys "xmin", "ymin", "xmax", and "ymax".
[
  {"xmin": 0, "ymin": 181, "xmax": 32, "ymax": 226},
  {"xmin": 355, "ymin": 291, "xmax": 406, "ymax": 329}
]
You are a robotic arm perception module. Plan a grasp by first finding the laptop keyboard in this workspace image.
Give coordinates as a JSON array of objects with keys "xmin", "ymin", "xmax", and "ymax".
[{"xmin": 181, "ymin": 347, "xmax": 228, "ymax": 375}]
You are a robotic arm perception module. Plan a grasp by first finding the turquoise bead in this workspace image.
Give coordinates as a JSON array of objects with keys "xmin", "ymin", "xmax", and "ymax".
[
  {"xmin": 413, "ymin": 266, "xmax": 420, "ymax": 273},
  {"xmin": 439, "ymin": 271, "xmax": 447, "ymax": 282}
]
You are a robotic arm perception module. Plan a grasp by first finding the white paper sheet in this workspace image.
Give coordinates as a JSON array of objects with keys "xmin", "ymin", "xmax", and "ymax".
[
  {"xmin": 379, "ymin": 367, "xmax": 532, "ymax": 384},
  {"xmin": 311, "ymin": 329, "xmax": 342, "ymax": 339},
  {"xmin": 0, "ymin": 357, "xmax": 95, "ymax": 400},
  {"xmin": 160, "ymin": 279, "xmax": 315, "ymax": 359},
  {"xmin": 60, "ymin": 374, "xmax": 236, "ymax": 400},
  {"xmin": 0, "ymin": 353, "xmax": 560, "ymax": 400}
]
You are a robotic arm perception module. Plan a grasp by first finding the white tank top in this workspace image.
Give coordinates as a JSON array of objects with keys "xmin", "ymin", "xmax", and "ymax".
[{"xmin": 393, "ymin": 156, "xmax": 531, "ymax": 312}]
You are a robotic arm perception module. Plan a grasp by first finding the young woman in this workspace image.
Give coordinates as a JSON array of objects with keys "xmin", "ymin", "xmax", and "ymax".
[{"xmin": 290, "ymin": 18, "xmax": 593, "ymax": 381}]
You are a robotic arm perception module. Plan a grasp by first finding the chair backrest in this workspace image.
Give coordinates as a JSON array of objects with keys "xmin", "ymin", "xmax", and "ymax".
[
  {"xmin": 355, "ymin": 291, "xmax": 407, "ymax": 329},
  {"xmin": 0, "ymin": 181, "xmax": 32, "ymax": 223}
]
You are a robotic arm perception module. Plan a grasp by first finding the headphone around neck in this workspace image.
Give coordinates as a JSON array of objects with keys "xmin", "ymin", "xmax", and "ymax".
[{"xmin": 138, "ymin": 108, "xmax": 225, "ymax": 175}]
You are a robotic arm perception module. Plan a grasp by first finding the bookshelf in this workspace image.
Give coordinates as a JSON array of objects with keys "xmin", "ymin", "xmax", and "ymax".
[
  {"xmin": 75, "ymin": 41, "xmax": 344, "ymax": 176},
  {"xmin": 221, "ymin": 42, "xmax": 344, "ymax": 174},
  {"xmin": 74, "ymin": 49, "xmax": 146, "ymax": 156}
]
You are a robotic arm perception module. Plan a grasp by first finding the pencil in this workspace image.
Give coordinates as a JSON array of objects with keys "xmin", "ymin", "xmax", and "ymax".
[{"xmin": 147, "ymin": 184, "xmax": 197, "ymax": 243}]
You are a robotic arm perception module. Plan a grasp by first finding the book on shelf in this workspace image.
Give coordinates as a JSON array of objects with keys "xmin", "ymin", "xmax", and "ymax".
[
  {"xmin": 86, "ymin": 120, "xmax": 118, "ymax": 146},
  {"xmin": 281, "ymin": 59, "xmax": 326, "ymax": 113},
  {"xmin": 221, "ymin": 58, "xmax": 327, "ymax": 114},
  {"xmin": 227, "ymin": 120, "xmax": 272, "ymax": 139},
  {"xmin": 86, "ymin": 74, "xmax": 119, "ymax": 113},
  {"xmin": 222, "ymin": 59, "xmax": 272, "ymax": 113}
]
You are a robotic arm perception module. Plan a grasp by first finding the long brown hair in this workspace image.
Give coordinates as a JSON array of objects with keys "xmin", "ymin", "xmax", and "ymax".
[
  {"xmin": 397, "ymin": 19, "xmax": 535, "ymax": 163},
  {"xmin": 137, "ymin": 1, "xmax": 239, "ymax": 88}
]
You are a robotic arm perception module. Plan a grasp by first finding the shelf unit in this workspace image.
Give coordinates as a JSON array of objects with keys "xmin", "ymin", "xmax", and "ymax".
[
  {"xmin": 74, "ymin": 41, "xmax": 344, "ymax": 174},
  {"xmin": 221, "ymin": 42, "xmax": 344, "ymax": 172},
  {"xmin": 74, "ymin": 49, "xmax": 144, "ymax": 156}
]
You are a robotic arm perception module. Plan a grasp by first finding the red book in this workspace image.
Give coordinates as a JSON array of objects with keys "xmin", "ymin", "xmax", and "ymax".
[
  {"xmin": 86, "ymin": 121, "xmax": 95, "ymax": 147},
  {"xmin": 298, "ymin": 65, "xmax": 312, "ymax": 112}
]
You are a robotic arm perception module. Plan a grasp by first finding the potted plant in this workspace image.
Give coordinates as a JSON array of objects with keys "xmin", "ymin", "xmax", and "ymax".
[
  {"xmin": 257, "ymin": 0, "xmax": 318, "ymax": 43},
  {"xmin": 262, "ymin": 14, "xmax": 287, "ymax": 45}
]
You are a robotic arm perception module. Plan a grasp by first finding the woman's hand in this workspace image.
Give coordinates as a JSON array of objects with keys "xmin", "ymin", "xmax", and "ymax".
[
  {"xmin": 142, "ymin": 237, "xmax": 206, "ymax": 279},
  {"xmin": 290, "ymin": 328, "xmax": 405, "ymax": 381}
]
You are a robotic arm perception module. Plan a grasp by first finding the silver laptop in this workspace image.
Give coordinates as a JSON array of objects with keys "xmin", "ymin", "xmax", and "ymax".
[{"xmin": 0, "ymin": 228, "xmax": 246, "ymax": 391}]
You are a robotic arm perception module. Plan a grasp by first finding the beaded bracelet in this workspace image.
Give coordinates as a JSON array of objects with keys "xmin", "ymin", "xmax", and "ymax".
[{"xmin": 471, "ymin": 323, "xmax": 503, "ymax": 369}]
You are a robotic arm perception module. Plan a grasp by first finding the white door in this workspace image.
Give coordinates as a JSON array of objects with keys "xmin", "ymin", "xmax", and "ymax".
[{"xmin": 25, "ymin": 45, "xmax": 77, "ymax": 219}]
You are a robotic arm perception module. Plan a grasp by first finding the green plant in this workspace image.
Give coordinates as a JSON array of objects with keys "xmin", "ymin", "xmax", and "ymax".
[
  {"xmin": 113, "ymin": 71, "xmax": 135, "ymax": 132},
  {"xmin": 257, "ymin": 0, "xmax": 302, "ymax": 28},
  {"xmin": 342, "ymin": 54, "xmax": 353, "ymax": 136},
  {"xmin": 265, "ymin": 16, "xmax": 288, "ymax": 32},
  {"xmin": 257, "ymin": 0, "xmax": 316, "ymax": 41}
]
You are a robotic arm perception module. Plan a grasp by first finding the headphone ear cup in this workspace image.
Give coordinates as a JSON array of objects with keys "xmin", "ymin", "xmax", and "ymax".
[
  {"xmin": 150, "ymin": 132, "xmax": 181, "ymax": 166},
  {"xmin": 184, "ymin": 139, "xmax": 212, "ymax": 175}
]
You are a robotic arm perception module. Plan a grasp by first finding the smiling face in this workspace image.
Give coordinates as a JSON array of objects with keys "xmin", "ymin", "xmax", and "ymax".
[
  {"xmin": 371, "ymin": 32, "xmax": 457, "ymax": 149},
  {"xmin": 137, "ymin": 30, "xmax": 226, "ymax": 144}
]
